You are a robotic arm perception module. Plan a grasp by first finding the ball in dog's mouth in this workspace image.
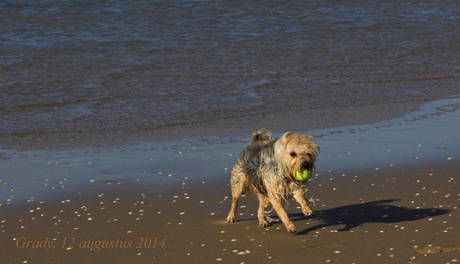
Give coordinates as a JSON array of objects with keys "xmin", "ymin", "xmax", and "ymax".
[{"xmin": 294, "ymin": 169, "xmax": 312, "ymax": 181}]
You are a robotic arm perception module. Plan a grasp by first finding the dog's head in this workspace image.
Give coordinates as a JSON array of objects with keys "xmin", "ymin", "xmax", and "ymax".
[{"xmin": 274, "ymin": 131, "xmax": 319, "ymax": 182}]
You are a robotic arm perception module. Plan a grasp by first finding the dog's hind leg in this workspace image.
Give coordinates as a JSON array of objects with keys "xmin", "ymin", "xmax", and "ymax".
[
  {"xmin": 257, "ymin": 194, "xmax": 270, "ymax": 227},
  {"xmin": 226, "ymin": 187, "xmax": 243, "ymax": 223},
  {"xmin": 226, "ymin": 171, "xmax": 246, "ymax": 223},
  {"xmin": 269, "ymin": 197, "xmax": 297, "ymax": 233},
  {"xmin": 226, "ymin": 193, "xmax": 240, "ymax": 223}
]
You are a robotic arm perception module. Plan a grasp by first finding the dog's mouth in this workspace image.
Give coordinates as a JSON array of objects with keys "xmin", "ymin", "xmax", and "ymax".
[
  {"xmin": 290, "ymin": 161, "xmax": 315, "ymax": 182},
  {"xmin": 301, "ymin": 161, "xmax": 309, "ymax": 169},
  {"xmin": 301, "ymin": 161, "xmax": 315, "ymax": 171},
  {"xmin": 293, "ymin": 169, "xmax": 312, "ymax": 181}
]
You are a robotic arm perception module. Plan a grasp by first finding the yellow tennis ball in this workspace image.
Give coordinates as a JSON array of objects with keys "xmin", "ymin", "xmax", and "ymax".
[{"xmin": 294, "ymin": 169, "xmax": 312, "ymax": 181}]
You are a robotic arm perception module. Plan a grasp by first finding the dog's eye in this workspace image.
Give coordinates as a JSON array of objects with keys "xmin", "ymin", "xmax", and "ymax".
[{"xmin": 290, "ymin": 152, "xmax": 297, "ymax": 157}]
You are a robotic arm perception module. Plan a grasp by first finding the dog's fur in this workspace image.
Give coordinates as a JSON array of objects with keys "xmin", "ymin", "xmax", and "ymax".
[{"xmin": 226, "ymin": 129, "xmax": 319, "ymax": 233}]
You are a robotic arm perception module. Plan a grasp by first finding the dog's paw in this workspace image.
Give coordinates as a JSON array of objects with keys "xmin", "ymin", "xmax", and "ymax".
[
  {"xmin": 303, "ymin": 209, "xmax": 314, "ymax": 216},
  {"xmin": 285, "ymin": 223, "xmax": 297, "ymax": 233},
  {"xmin": 226, "ymin": 216, "xmax": 235, "ymax": 223},
  {"xmin": 259, "ymin": 220, "xmax": 270, "ymax": 227}
]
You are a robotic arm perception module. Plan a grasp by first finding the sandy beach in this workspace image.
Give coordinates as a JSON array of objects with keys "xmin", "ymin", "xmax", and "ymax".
[
  {"xmin": 2, "ymin": 1, "xmax": 460, "ymax": 263},
  {"xmin": 1, "ymin": 98, "xmax": 459, "ymax": 264}
]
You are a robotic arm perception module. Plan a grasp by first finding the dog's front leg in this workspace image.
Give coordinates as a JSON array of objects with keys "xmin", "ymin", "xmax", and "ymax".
[
  {"xmin": 293, "ymin": 191, "xmax": 314, "ymax": 216},
  {"xmin": 269, "ymin": 197, "xmax": 297, "ymax": 233}
]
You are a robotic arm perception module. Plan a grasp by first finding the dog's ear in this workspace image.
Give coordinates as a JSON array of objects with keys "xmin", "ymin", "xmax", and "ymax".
[
  {"xmin": 275, "ymin": 131, "xmax": 294, "ymax": 154},
  {"xmin": 279, "ymin": 131, "xmax": 295, "ymax": 142}
]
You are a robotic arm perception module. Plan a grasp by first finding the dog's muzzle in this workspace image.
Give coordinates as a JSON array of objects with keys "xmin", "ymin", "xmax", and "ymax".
[{"xmin": 301, "ymin": 161, "xmax": 309, "ymax": 169}]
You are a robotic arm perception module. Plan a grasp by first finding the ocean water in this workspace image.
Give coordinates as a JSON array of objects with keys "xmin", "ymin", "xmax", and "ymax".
[{"xmin": 1, "ymin": 0, "xmax": 459, "ymax": 149}]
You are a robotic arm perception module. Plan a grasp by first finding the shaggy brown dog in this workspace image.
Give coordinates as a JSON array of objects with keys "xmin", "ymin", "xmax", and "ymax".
[{"xmin": 226, "ymin": 129, "xmax": 319, "ymax": 233}]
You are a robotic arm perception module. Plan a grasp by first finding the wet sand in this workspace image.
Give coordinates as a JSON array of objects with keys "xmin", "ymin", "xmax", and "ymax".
[
  {"xmin": 1, "ymin": 159, "xmax": 459, "ymax": 264},
  {"xmin": 1, "ymin": 99, "xmax": 459, "ymax": 264}
]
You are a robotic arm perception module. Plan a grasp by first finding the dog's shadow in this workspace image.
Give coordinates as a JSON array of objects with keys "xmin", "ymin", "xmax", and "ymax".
[{"xmin": 279, "ymin": 199, "xmax": 449, "ymax": 235}]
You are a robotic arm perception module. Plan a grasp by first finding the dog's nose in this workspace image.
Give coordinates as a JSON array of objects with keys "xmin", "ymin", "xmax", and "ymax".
[{"xmin": 302, "ymin": 161, "xmax": 309, "ymax": 169}]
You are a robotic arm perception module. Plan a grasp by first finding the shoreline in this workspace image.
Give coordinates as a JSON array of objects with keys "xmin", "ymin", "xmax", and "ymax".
[
  {"xmin": 0, "ymin": 98, "xmax": 443, "ymax": 151},
  {"xmin": 1, "ymin": 97, "xmax": 459, "ymax": 263},
  {"xmin": 1, "ymin": 97, "xmax": 459, "ymax": 203}
]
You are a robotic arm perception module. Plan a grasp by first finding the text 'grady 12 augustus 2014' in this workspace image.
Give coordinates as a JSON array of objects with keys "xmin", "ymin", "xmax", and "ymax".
[{"xmin": 15, "ymin": 237, "xmax": 166, "ymax": 251}]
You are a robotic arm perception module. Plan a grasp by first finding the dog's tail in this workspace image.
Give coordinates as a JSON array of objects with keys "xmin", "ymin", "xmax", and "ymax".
[{"xmin": 251, "ymin": 129, "xmax": 274, "ymax": 143}]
